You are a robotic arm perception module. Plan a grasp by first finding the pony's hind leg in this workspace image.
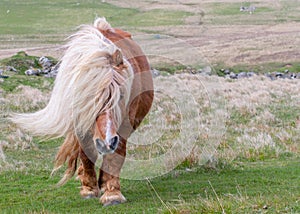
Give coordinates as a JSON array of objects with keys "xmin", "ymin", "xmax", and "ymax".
[
  {"xmin": 77, "ymin": 147, "xmax": 99, "ymax": 198},
  {"xmin": 98, "ymin": 138, "xmax": 127, "ymax": 206}
]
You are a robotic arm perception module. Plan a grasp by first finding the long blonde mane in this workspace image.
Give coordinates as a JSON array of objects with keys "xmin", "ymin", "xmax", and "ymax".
[{"xmin": 11, "ymin": 18, "xmax": 133, "ymax": 139}]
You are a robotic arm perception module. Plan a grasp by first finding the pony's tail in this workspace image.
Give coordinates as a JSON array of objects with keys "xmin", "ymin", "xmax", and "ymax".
[{"xmin": 51, "ymin": 133, "xmax": 80, "ymax": 186}]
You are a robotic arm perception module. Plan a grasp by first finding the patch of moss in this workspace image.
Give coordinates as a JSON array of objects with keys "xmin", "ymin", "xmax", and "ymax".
[
  {"xmin": 154, "ymin": 64, "xmax": 190, "ymax": 75},
  {"xmin": 0, "ymin": 51, "xmax": 40, "ymax": 73},
  {"xmin": 0, "ymin": 51, "xmax": 58, "ymax": 73}
]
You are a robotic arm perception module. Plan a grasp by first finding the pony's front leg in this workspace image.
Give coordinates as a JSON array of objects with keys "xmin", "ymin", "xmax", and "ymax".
[
  {"xmin": 77, "ymin": 147, "xmax": 99, "ymax": 198},
  {"xmin": 98, "ymin": 138, "xmax": 127, "ymax": 206}
]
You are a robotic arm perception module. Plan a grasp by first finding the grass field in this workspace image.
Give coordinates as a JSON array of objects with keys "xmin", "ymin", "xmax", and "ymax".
[
  {"xmin": 0, "ymin": 159, "xmax": 299, "ymax": 213},
  {"xmin": 0, "ymin": 0, "xmax": 299, "ymax": 213}
]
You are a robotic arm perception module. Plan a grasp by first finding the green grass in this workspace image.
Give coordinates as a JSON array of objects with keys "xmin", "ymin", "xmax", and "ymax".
[
  {"xmin": 0, "ymin": 156, "xmax": 299, "ymax": 213},
  {"xmin": 0, "ymin": 72, "xmax": 54, "ymax": 93},
  {"xmin": 0, "ymin": 0, "xmax": 191, "ymax": 50},
  {"xmin": 0, "ymin": 52, "xmax": 55, "ymax": 92},
  {"xmin": 0, "ymin": 0, "xmax": 190, "ymax": 35},
  {"xmin": 206, "ymin": 1, "xmax": 300, "ymax": 25},
  {"xmin": 213, "ymin": 61, "xmax": 300, "ymax": 76}
]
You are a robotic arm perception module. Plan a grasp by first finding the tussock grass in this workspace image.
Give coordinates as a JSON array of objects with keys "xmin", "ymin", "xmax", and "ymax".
[{"xmin": 3, "ymin": 73, "xmax": 299, "ymax": 170}]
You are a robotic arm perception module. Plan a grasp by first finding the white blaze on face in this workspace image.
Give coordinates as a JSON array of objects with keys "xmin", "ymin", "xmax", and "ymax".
[{"xmin": 105, "ymin": 111, "xmax": 112, "ymax": 149}]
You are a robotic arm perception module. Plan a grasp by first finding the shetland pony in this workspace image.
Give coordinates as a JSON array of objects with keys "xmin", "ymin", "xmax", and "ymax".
[{"xmin": 11, "ymin": 18, "xmax": 153, "ymax": 206}]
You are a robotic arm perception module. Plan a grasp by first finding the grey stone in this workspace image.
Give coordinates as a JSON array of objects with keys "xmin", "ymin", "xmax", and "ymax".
[
  {"xmin": 229, "ymin": 72, "xmax": 237, "ymax": 79},
  {"xmin": 247, "ymin": 71, "xmax": 256, "ymax": 77},
  {"xmin": 265, "ymin": 73, "xmax": 276, "ymax": 80},
  {"xmin": 151, "ymin": 68, "xmax": 160, "ymax": 77},
  {"xmin": 275, "ymin": 72, "xmax": 284, "ymax": 78},
  {"xmin": 240, "ymin": 5, "xmax": 256, "ymax": 14},
  {"xmin": 45, "ymin": 63, "xmax": 60, "ymax": 78},
  {"xmin": 6, "ymin": 66, "xmax": 17, "ymax": 72},
  {"xmin": 201, "ymin": 66, "xmax": 212, "ymax": 75},
  {"xmin": 237, "ymin": 72, "xmax": 247, "ymax": 79},
  {"xmin": 39, "ymin": 56, "xmax": 53, "ymax": 69},
  {"xmin": 224, "ymin": 69, "xmax": 230, "ymax": 75},
  {"xmin": 25, "ymin": 68, "xmax": 41, "ymax": 76},
  {"xmin": 0, "ymin": 69, "xmax": 8, "ymax": 78}
]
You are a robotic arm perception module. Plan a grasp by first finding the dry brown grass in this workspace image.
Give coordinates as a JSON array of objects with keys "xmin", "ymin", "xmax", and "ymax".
[
  {"xmin": 1, "ymin": 73, "xmax": 299, "ymax": 178},
  {"xmin": 127, "ymin": 74, "xmax": 300, "ymax": 172}
]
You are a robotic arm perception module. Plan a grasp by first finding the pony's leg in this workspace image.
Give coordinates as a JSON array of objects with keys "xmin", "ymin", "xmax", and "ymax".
[
  {"xmin": 77, "ymin": 147, "xmax": 99, "ymax": 198},
  {"xmin": 98, "ymin": 138, "xmax": 127, "ymax": 206}
]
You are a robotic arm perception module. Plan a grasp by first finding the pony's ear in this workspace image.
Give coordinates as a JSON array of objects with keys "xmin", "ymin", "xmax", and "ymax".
[{"xmin": 111, "ymin": 49, "xmax": 123, "ymax": 67}]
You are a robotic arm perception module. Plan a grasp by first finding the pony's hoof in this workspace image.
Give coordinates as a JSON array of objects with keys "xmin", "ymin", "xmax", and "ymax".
[
  {"xmin": 82, "ymin": 193, "xmax": 97, "ymax": 199},
  {"xmin": 103, "ymin": 200, "xmax": 121, "ymax": 207},
  {"xmin": 100, "ymin": 190, "xmax": 126, "ymax": 206},
  {"xmin": 80, "ymin": 188, "xmax": 99, "ymax": 199}
]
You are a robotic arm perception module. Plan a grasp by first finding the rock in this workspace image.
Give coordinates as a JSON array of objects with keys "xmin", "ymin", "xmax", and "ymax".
[
  {"xmin": 45, "ymin": 63, "xmax": 60, "ymax": 78},
  {"xmin": 39, "ymin": 56, "xmax": 53, "ymax": 69},
  {"xmin": 151, "ymin": 68, "xmax": 160, "ymax": 78},
  {"xmin": 265, "ymin": 73, "xmax": 276, "ymax": 80},
  {"xmin": 224, "ymin": 69, "xmax": 230, "ymax": 75},
  {"xmin": 237, "ymin": 71, "xmax": 247, "ymax": 79},
  {"xmin": 247, "ymin": 71, "xmax": 256, "ymax": 77},
  {"xmin": 6, "ymin": 66, "xmax": 17, "ymax": 72},
  {"xmin": 240, "ymin": 5, "xmax": 256, "ymax": 14},
  {"xmin": 25, "ymin": 68, "xmax": 41, "ymax": 76},
  {"xmin": 296, "ymin": 73, "xmax": 300, "ymax": 79},
  {"xmin": 22, "ymin": 56, "xmax": 59, "ymax": 77},
  {"xmin": 236, "ymin": 71, "xmax": 256, "ymax": 79},
  {"xmin": 275, "ymin": 72, "xmax": 284, "ymax": 78},
  {"xmin": 154, "ymin": 34, "xmax": 161, "ymax": 39},
  {"xmin": 229, "ymin": 72, "xmax": 237, "ymax": 79},
  {"xmin": 0, "ymin": 69, "xmax": 9, "ymax": 78},
  {"xmin": 38, "ymin": 56, "xmax": 56, "ymax": 74},
  {"xmin": 200, "ymin": 66, "xmax": 212, "ymax": 75},
  {"xmin": 286, "ymin": 73, "xmax": 296, "ymax": 79}
]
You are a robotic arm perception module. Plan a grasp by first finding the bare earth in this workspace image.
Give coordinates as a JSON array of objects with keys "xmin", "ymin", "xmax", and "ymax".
[{"xmin": 0, "ymin": 0, "xmax": 299, "ymax": 66}]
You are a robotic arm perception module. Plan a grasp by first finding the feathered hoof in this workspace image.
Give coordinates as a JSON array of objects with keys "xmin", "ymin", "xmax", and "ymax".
[
  {"xmin": 100, "ymin": 190, "xmax": 126, "ymax": 206},
  {"xmin": 80, "ymin": 187, "xmax": 99, "ymax": 199}
]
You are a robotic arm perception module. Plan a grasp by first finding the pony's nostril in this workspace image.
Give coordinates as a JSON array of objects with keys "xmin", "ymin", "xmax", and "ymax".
[{"xmin": 109, "ymin": 136, "xmax": 119, "ymax": 150}]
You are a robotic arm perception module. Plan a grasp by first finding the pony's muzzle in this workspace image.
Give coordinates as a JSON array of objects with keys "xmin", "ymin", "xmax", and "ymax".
[{"xmin": 95, "ymin": 135, "xmax": 119, "ymax": 154}]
